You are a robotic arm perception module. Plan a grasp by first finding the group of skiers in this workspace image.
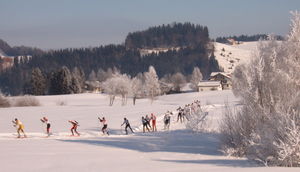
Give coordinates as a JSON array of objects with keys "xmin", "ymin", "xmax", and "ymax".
[
  {"xmin": 10, "ymin": 100, "xmax": 201, "ymax": 138},
  {"xmin": 141, "ymin": 113, "xmax": 157, "ymax": 133},
  {"xmin": 176, "ymin": 100, "xmax": 202, "ymax": 123}
]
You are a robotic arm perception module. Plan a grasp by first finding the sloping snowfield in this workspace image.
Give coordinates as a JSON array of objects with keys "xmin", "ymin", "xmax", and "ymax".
[{"xmin": 0, "ymin": 91, "xmax": 298, "ymax": 172}]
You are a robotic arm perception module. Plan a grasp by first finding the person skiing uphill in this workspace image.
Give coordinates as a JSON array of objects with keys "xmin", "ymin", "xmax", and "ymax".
[
  {"xmin": 40, "ymin": 117, "xmax": 51, "ymax": 136},
  {"xmin": 69, "ymin": 120, "xmax": 80, "ymax": 136},
  {"xmin": 121, "ymin": 117, "xmax": 134, "ymax": 135},
  {"xmin": 98, "ymin": 117, "xmax": 109, "ymax": 135},
  {"xmin": 12, "ymin": 118, "xmax": 27, "ymax": 138}
]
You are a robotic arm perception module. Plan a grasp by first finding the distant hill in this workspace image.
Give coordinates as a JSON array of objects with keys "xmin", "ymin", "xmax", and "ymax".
[
  {"xmin": 125, "ymin": 22, "xmax": 209, "ymax": 49},
  {"xmin": 0, "ymin": 39, "xmax": 44, "ymax": 56}
]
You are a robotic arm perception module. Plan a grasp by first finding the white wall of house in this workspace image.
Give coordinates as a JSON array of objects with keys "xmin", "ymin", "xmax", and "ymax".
[{"xmin": 198, "ymin": 81, "xmax": 222, "ymax": 92}]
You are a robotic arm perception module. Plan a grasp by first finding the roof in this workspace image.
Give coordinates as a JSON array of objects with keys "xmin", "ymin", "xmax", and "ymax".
[
  {"xmin": 210, "ymin": 72, "xmax": 231, "ymax": 79},
  {"xmin": 198, "ymin": 81, "xmax": 221, "ymax": 87}
]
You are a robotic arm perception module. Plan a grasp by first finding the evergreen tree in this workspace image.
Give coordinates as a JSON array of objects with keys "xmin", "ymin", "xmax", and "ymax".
[
  {"xmin": 30, "ymin": 67, "xmax": 46, "ymax": 95},
  {"xmin": 49, "ymin": 66, "xmax": 72, "ymax": 95},
  {"xmin": 72, "ymin": 67, "xmax": 85, "ymax": 90}
]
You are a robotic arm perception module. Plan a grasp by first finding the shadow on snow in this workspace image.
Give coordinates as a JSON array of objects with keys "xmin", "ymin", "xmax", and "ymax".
[{"xmin": 60, "ymin": 130, "xmax": 221, "ymax": 155}]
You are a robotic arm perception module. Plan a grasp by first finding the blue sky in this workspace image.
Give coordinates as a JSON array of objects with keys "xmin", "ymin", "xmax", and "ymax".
[{"xmin": 0, "ymin": 0, "xmax": 299, "ymax": 49}]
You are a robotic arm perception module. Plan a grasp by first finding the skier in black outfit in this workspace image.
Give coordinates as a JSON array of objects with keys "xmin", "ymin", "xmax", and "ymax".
[
  {"xmin": 142, "ymin": 116, "xmax": 150, "ymax": 133},
  {"xmin": 121, "ymin": 118, "xmax": 134, "ymax": 135}
]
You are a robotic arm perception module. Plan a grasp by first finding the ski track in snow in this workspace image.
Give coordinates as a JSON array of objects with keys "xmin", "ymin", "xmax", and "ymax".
[{"xmin": 1, "ymin": 91, "xmax": 299, "ymax": 172}]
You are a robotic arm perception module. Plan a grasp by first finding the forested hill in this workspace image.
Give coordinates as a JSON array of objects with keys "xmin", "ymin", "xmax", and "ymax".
[
  {"xmin": 125, "ymin": 22, "xmax": 209, "ymax": 49},
  {"xmin": 0, "ymin": 23, "xmax": 219, "ymax": 95},
  {"xmin": 0, "ymin": 39, "xmax": 44, "ymax": 56}
]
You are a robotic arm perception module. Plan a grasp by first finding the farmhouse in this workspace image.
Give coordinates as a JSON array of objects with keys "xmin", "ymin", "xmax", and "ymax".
[
  {"xmin": 198, "ymin": 81, "xmax": 222, "ymax": 91},
  {"xmin": 209, "ymin": 72, "xmax": 232, "ymax": 90},
  {"xmin": 85, "ymin": 80, "xmax": 102, "ymax": 93}
]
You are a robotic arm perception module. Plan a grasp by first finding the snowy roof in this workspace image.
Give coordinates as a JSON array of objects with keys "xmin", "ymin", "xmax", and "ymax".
[
  {"xmin": 198, "ymin": 81, "xmax": 221, "ymax": 87},
  {"xmin": 210, "ymin": 72, "xmax": 231, "ymax": 79}
]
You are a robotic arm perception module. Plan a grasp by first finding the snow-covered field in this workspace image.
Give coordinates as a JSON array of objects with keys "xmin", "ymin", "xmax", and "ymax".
[{"xmin": 0, "ymin": 91, "xmax": 298, "ymax": 172}]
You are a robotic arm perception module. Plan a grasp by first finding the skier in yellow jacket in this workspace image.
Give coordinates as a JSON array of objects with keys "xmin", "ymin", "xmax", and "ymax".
[{"xmin": 12, "ymin": 118, "xmax": 27, "ymax": 138}]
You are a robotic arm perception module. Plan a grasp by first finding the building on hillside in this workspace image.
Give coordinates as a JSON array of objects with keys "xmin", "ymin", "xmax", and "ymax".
[
  {"xmin": 197, "ymin": 81, "xmax": 222, "ymax": 92},
  {"xmin": 0, "ymin": 56, "xmax": 14, "ymax": 71},
  {"xmin": 209, "ymin": 72, "xmax": 232, "ymax": 90},
  {"xmin": 139, "ymin": 47, "xmax": 181, "ymax": 56},
  {"xmin": 85, "ymin": 81, "xmax": 102, "ymax": 93}
]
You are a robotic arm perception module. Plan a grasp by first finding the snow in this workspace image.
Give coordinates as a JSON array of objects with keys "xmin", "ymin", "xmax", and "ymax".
[
  {"xmin": 214, "ymin": 41, "xmax": 284, "ymax": 73},
  {"xmin": 214, "ymin": 42, "xmax": 255, "ymax": 73},
  {"xmin": 0, "ymin": 91, "xmax": 298, "ymax": 171}
]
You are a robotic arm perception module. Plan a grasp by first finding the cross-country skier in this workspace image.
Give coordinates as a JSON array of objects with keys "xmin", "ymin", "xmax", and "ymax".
[
  {"xmin": 98, "ymin": 117, "xmax": 109, "ymax": 135},
  {"xmin": 12, "ymin": 118, "xmax": 27, "ymax": 138},
  {"xmin": 150, "ymin": 113, "xmax": 157, "ymax": 132},
  {"xmin": 40, "ymin": 117, "xmax": 51, "ymax": 136},
  {"xmin": 121, "ymin": 117, "xmax": 134, "ymax": 135},
  {"xmin": 164, "ymin": 113, "xmax": 171, "ymax": 130},
  {"xmin": 68, "ymin": 120, "xmax": 80, "ymax": 136},
  {"xmin": 177, "ymin": 107, "xmax": 183, "ymax": 123},
  {"xmin": 145, "ymin": 115, "xmax": 152, "ymax": 129},
  {"xmin": 142, "ymin": 116, "xmax": 150, "ymax": 133}
]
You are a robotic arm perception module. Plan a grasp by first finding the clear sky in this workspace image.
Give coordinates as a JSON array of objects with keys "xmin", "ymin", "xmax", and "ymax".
[{"xmin": 0, "ymin": 0, "xmax": 299, "ymax": 49}]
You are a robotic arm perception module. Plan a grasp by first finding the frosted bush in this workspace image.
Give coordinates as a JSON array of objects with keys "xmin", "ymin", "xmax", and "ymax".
[
  {"xmin": 186, "ymin": 105, "xmax": 209, "ymax": 132},
  {"xmin": 0, "ymin": 93, "xmax": 10, "ymax": 108},
  {"xmin": 220, "ymin": 12, "xmax": 300, "ymax": 166},
  {"xmin": 14, "ymin": 96, "xmax": 41, "ymax": 107}
]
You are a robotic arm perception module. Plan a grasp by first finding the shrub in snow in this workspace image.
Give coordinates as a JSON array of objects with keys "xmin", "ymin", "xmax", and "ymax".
[
  {"xmin": 14, "ymin": 96, "xmax": 40, "ymax": 107},
  {"xmin": 185, "ymin": 104, "xmax": 209, "ymax": 132},
  {"xmin": 0, "ymin": 93, "xmax": 10, "ymax": 108},
  {"xmin": 221, "ymin": 12, "xmax": 300, "ymax": 167},
  {"xmin": 56, "ymin": 100, "xmax": 67, "ymax": 106}
]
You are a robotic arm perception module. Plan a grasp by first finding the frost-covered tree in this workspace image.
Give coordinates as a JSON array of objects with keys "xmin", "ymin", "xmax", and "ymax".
[
  {"xmin": 102, "ymin": 75, "xmax": 117, "ymax": 106},
  {"xmin": 115, "ymin": 74, "xmax": 131, "ymax": 105},
  {"xmin": 221, "ymin": 12, "xmax": 300, "ymax": 166},
  {"xmin": 131, "ymin": 76, "xmax": 144, "ymax": 105},
  {"xmin": 144, "ymin": 66, "xmax": 161, "ymax": 103},
  {"xmin": 72, "ymin": 67, "xmax": 85, "ymax": 89},
  {"xmin": 170, "ymin": 72, "xmax": 186, "ymax": 92},
  {"xmin": 102, "ymin": 73, "xmax": 131, "ymax": 106},
  {"xmin": 190, "ymin": 67, "xmax": 203, "ymax": 91}
]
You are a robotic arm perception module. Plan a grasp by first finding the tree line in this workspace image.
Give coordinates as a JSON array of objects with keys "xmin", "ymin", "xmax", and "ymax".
[
  {"xmin": 215, "ymin": 34, "xmax": 284, "ymax": 43},
  {"xmin": 125, "ymin": 22, "xmax": 209, "ymax": 49},
  {"xmin": 0, "ymin": 22, "xmax": 219, "ymax": 95}
]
